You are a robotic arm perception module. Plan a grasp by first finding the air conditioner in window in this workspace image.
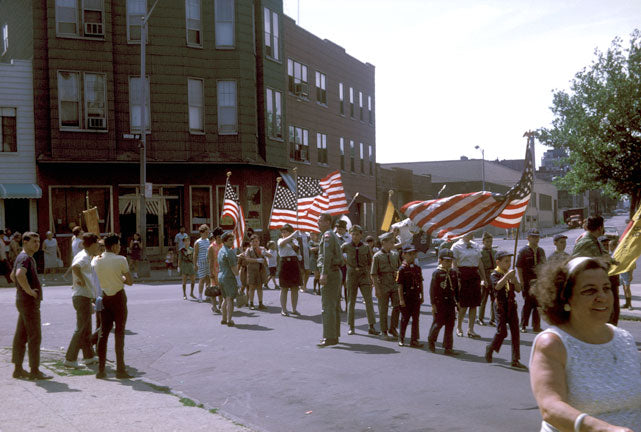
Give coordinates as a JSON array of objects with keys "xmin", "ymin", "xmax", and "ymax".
[
  {"xmin": 294, "ymin": 83, "xmax": 308, "ymax": 96},
  {"xmin": 88, "ymin": 117, "xmax": 106, "ymax": 129},
  {"xmin": 85, "ymin": 22, "xmax": 104, "ymax": 36}
]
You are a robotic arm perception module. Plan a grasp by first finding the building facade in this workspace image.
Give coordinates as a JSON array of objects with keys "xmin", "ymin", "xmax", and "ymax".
[{"xmin": 0, "ymin": 0, "xmax": 377, "ymax": 261}]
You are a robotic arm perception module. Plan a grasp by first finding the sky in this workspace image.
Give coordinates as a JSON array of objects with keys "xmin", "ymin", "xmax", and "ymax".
[{"xmin": 282, "ymin": 0, "xmax": 641, "ymax": 168}]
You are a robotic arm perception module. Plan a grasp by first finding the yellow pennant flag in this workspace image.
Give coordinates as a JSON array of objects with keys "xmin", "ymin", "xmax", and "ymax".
[
  {"xmin": 380, "ymin": 191, "xmax": 403, "ymax": 231},
  {"xmin": 83, "ymin": 207, "xmax": 101, "ymax": 236},
  {"xmin": 610, "ymin": 206, "xmax": 641, "ymax": 276}
]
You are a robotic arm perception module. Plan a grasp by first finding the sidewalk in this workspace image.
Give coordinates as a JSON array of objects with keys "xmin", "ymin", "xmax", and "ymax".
[{"xmin": 0, "ymin": 348, "xmax": 253, "ymax": 432}]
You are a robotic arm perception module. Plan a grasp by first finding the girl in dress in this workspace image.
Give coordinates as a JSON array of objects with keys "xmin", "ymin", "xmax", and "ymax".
[
  {"xmin": 245, "ymin": 235, "xmax": 272, "ymax": 310},
  {"xmin": 42, "ymin": 231, "xmax": 62, "ymax": 284},
  {"xmin": 193, "ymin": 224, "xmax": 210, "ymax": 302},
  {"xmin": 178, "ymin": 237, "xmax": 195, "ymax": 299}
]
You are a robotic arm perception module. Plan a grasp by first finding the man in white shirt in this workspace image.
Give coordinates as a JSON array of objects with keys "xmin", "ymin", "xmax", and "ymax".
[
  {"xmin": 93, "ymin": 233, "xmax": 133, "ymax": 379},
  {"xmin": 64, "ymin": 233, "xmax": 101, "ymax": 368},
  {"xmin": 174, "ymin": 226, "xmax": 188, "ymax": 253}
]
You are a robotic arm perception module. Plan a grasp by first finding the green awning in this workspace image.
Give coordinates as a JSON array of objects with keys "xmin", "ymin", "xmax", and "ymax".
[{"xmin": 0, "ymin": 183, "xmax": 42, "ymax": 199}]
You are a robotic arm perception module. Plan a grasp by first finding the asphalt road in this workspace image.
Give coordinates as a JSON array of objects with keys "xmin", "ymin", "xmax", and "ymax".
[{"xmin": 2, "ymin": 214, "xmax": 639, "ymax": 432}]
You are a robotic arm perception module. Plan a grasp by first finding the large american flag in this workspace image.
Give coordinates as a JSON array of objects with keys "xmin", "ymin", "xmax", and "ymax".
[
  {"xmin": 268, "ymin": 181, "xmax": 298, "ymax": 229},
  {"xmin": 221, "ymin": 179, "xmax": 245, "ymax": 249},
  {"xmin": 401, "ymin": 136, "xmax": 535, "ymax": 239},
  {"xmin": 296, "ymin": 171, "xmax": 349, "ymax": 232}
]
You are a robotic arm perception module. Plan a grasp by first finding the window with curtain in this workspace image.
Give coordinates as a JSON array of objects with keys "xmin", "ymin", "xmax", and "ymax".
[
  {"xmin": 185, "ymin": 0, "xmax": 201, "ymax": 46},
  {"xmin": 127, "ymin": 0, "xmax": 146, "ymax": 42},
  {"xmin": 316, "ymin": 133, "xmax": 327, "ymax": 164},
  {"xmin": 188, "ymin": 78, "xmax": 204, "ymax": 133},
  {"xmin": 129, "ymin": 76, "xmax": 150, "ymax": 132},
  {"xmin": 263, "ymin": 7, "xmax": 279, "ymax": 60},
  {"xmin": 217, "ymin": 80, "xmax": 237, "ymax": 134},
  {"xmin": 349, "ymin": 140, "xmax": 355, "ymax": 171},
  {"xmin": 340, "ymin": 137, "xmax": 345, "ymax": 170},
  {"xmin": 315, "ymin": 71, "xmax": 326, "ymax": 105},
  {"xmin": 266, "ymin": 87, "xmax": 282, "ymax": 138},
  {"xmin": 0, "ymin": 108, "xmax": 17, "ymax": 152},
  {"xmin": 215, "ymin": 0, "xmax": 234, "ymax": 47},
  {"xmin": 59, "ymin": 71, "xmax": 80, "ymax": 127}
]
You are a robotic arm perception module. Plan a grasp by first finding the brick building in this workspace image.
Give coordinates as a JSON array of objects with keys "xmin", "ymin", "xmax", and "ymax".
[{"xmin": 0, "ymin": 0, "xmax": 377, "ymax": 261}]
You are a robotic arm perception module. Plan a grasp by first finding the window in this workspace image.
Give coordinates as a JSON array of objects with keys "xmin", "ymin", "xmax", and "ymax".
[
  {"xmin": 217, "ymin": 80, "xmax": 237, "ymax": 134},
  {"xmin": 2, "ymin": 24, "xmax": 7, "ymax": 54},
  {"xmin": 316, "ymin": 133, "xmax": 327, "ymax": 164},
  {"xmin": 359, "ymin": 142, "xmax": 364, "ymax": 173},
  {"xmin": 55, "ymin": 0, "xmax": 104, "ymax": 38},
  {"xmin": 58, "ymin": 71, "xmax": 107, "ymax": 130},
  {"xmin": 368, "ymin": 145, "xmax": 373, "ymax": 175},
  {"xmin": 265, "ymin": 87, "xmax": 282, "ymax": 138},
  {"xmin": 532, "ymin": 192, "xmax": 537, "ymax": 208},
  {"xmin": 349, "ymin": 140, "xmax": 355, "ymax": 171},
  {"xmin": 287, "ymin": 59, "xmax": 308, "ymax": 97},
  {"xmin": 188, "ymin": 78, "xmax": 204, "ymax": 134},
  {"xmin": 359, "ymin": 91, "xmax": 363, "ymax": 121},
  {"xmin": 0, "ymin": 108, "xmax": 17, "ymax": 152},
  {"xmin": 315, "ymin": 71, "xmax": 326, "ymax": 105},
  {"xmin": 185, "ymin": 0, "xmax": 201, "ymax": 46},
  {"xmin": 339, "ymin": 83, "xmax": 344, "ymax": 115},
  {"xmin": 339, "ymin": 137, "xmax": 345, "ymax": 170},
  {"xmin": 215, "ymin": 0, "xmax": 234, "ymax": 48},
  {"xmin": 51, "ymin": 186, "xmax": 112, "ymax": 234},
  {"xmin": 349, "ymin": 87, "xmax": 354, "ymax": 117},
  {"xmin": 245, "ymin": 186, "xmax": 262, "ymax": 231},
  {"xmin": 129, "ymin": 76, "xmax": 150, "ymax": 132},
  {"xmin": 263, "ymin": 7, "xmax": 279, "ymax": 60},
  {"xmin": 540, "ymin": 194, "xmax": 552, "ymax": 211},
  {"xmin": 368, "ymin": 95, "xmax": 373, "ymax": 124},
  {"xmin": 191, "ymin": 186, "xmax": 213, "ymax": 232},
  {"xmin": 288, "ymin": 125, "xmax": 309, "ymax": 162},
  {"xmin": 127, "ymin": 0, "xmax": 146, "ymax": 42}
]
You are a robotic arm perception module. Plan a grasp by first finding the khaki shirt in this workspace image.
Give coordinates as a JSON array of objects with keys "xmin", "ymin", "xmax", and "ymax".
[
  {"xmin": 572, "ymin": 232, "xmax": 604, "ymax": 258},
  {"xmin": 318, "ymin": 229, "xmax": 343, "ymax": 275},
  {"xmin": 371, "ymin": 249, "xmax": 401, "ymax": 292},
  {"xmin": 341, "ymin": 241, "xmax": 372, "ymax": 273}
]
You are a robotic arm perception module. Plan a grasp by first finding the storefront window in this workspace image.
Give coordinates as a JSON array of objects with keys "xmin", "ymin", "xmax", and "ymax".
[
  {"xmin": 246, "ymin": 186, "xmax": 262, "ymax": 231},
  {"xmin": 190, "ymin": 186, "xmax": 212, "ymax": 233},
  {"xmin": 51, "ymin": 186, "xmax": 112, "ymax": 234}
]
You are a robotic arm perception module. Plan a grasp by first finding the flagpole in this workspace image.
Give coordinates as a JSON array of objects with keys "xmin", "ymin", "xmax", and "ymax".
[
  {"xmin": 293, "ymin": 167, "xmax": 298, "ymax": 230},
  {"xmin": 513, "ymin": 131, "xmax": 534, "ymax": 267},
  {"xmin": 222, "ymin": 171, "xmax": 232, "ymax": 222},
  {"xmin": 268, "ymin": 177, "xmax": 282, "ymax": 230}
]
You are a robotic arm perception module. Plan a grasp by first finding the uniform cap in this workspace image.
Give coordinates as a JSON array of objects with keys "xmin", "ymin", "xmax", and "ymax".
[
  {"xmin": 379, "ymin": 232, "xmax": 394, "ymax": 242},
  {"xmin": 402, "ymin": 245, "xmax": 417, "ymax": 253},
  {"xmin": 365, "ymin": 235, "xmax": 375, "ymax": 243},
  {"xmin": 438, "ymin": 249, "xmax": 454, "ymax": 260},
  {"xmin": 495, "ymin": 250, "xmax": 513, "ymax": 260},
  {"xmin": 553, "ymin": 234, "xmax": 567, "ymax": 242},
  {"xmin": 335, "ymin": 219, "xmax": 347, "ymax": 228},
  {"xmin": 349, "ymin": 224, "xmax": 363, "ymax": 234},
  {"xmin": 527, "ymin": 229, "xmax": 541, "ymax": 237}
]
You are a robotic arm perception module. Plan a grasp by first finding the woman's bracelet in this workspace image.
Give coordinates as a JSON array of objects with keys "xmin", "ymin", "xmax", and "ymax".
[{"xmin": 574, "ymin": 413, "xmax": 588, "ymax": 432}]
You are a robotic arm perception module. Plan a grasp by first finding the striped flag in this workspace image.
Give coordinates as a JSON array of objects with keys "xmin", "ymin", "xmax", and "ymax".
[
  {"xmin": 610, "ymin": 205, "xmax": 641, "ymax": 276},
  {"xmin": 222, "ymin": 178, "xmax": 245, "ymax": 249},
  {"xmin": 296, "ymin": 171, "xmax": 349, "ymax": 232},
  {"xmin": 401, "ymin": 136, "xmax": 534, "ymax": 239},
  {"xmin": 268, "ymin": 181, "xmax": 298, "ymax": 229}
]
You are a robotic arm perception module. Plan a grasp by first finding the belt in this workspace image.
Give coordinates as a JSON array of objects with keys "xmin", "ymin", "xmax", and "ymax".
[
  {"xmin": 282, "ymin": 256, "xmax": 298, "ymax": 262},
  {"xmin": 347, "ymin": 265, "xmax": 366, "ymax": 271}
]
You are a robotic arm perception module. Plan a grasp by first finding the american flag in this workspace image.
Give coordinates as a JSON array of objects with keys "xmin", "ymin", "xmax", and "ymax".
[
  {"xmin": 221, "ymin": 179, "xmax": 245, "ymax": 249},
  {"xmin": 296, "ymin": 171, "xmax": 349, "ymax": 232},
  {"xmin": 268, "ymin": 181, "xmax": 298, "ymax": 229},
  {"xmin": 401, "ymin": 135, "xmax": 535, "ymax": 239}
]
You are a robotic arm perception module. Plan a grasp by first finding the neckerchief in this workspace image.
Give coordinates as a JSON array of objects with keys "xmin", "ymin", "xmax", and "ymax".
[
  {"xmin": 494, "ymin": 266, "xmax": 510, "ymax": 291},
  {"xmin": 438, "ymin": 264, "xmax": 454, "ymax": 291}
]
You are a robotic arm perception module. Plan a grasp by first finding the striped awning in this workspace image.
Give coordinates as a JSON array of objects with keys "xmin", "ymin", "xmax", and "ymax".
[
  {"xmin": 119, "ymin": 196, "xmax": 167, "ymax": 215},
  {"xmin": 0, "ymin": 183, "xmax": 42, "ymax": 199}
]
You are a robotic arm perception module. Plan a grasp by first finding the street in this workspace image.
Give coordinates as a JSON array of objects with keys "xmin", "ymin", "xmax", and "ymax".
[{"xmin": 1, "ymin": 215, "xmax": 639, "ymax": 432}]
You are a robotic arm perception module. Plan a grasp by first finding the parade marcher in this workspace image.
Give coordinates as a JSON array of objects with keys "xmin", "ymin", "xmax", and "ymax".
[
  {"xmin": 298, "ymin": 231, "xmax": 311, "ymax": 293},
  {"xmin": 371, "ymin": 232, "xmax": 401, "ymax": 340},
  {"xmin": 11, "ymin": 232, "xmax": 52, "ymax": 380},
  {"xmin": 342, "ymin": 225, "xmax": 379, "ymax": 336},
  {"xmin": 335, "ymin": 219, "xmax": 350, "ymax": 310},
  {"xmin": 477, "ymin": 231, "xmax": 496, "ymax": 327},
  {"xmin": 63, "ymin": 233, "xmax": 101, "ymax": 368},
  {"xmin": 218, "ymin": 232, "xmax": 240, "ymax": 326},
  {"xmin": 93, "ymin": 233, "xmax": 133, "ymax": 379},
  {"xmin": 427, "ymin": 249, "xmax": 459, "ymax": 355},
  {"xmin": 174, "ymin": 226, "xmax": 188, "ymax": 254},
  {"xmin": 516, "ymin": 229, "xmax": 546, "ymax": 333},
  {"xmin": 42, "ymin": 231, "xmax": 62, "ymax": 284},
  {"xmin": 396, "ymin": 246, "xmax": 424, "ymax": 347},
  {"xmin": 599, "ymin": 236, "xmax": 620, "ymax": 325},
  {"xmin": 245, "ymin": 234, "xmax": 271, "ymax": 310},
  {"xmin": 548, "ymin": 234, "xmax": 569, "ymax": 262},
  {"xmin": 193, "ymin": 224, "xmax": 210, "ymax": 302},
  {"xmin": 485, "ymin": 250, "xmax": 527, "ymax": 369},
  {"xmin": 451, "ymin": 232, "xmax": 485, "ymax": 338},
  {"xmin": 237, "ymin": 240, "xmax": 250, "ymax": 303},
  {"xmin": 178, "ymin": 236, "xmax": 195, "ymax": 300},
  {"xmin": 317, "ymin": 213, "xmax": 343, "ymax": 347},
  {"xmin": 208, "ymin": 227, "xmax": 224, "ymax": 313},
  {"xmin": 278, "ymin": 224, "xmax": 301, "ymax": 316},
  {"xmin": 572, "ymin": 215, "xmax": 605, "ymax": 258},
  {"xmin": 308, "ymin": 232, "xmax": 320, "ymax": 295},
  {"xmin": 265, "ymin": 240, "xmax": 279, "ymax": 289},
  {"xmin": 128, "ymin": 232, "xmax": 142, "ymax": 279}
]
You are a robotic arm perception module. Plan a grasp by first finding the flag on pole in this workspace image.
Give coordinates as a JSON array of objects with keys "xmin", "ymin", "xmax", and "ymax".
[
  {"xmin": 401, "ymin": 136, "xmax": 534, "ymax": 239},
  {"xmin": 610, "ymin": 206, "xmax": 641, "ymax": 276},
  {"xmin": 380, "ymin": 193, "xmax": 403, "ymax": 231},
  {"xmin": 268, "ymin": 181, "xmax": 298, "ymax": 229},
  {"xmin": 222, "ymin": 178, "xmax": 245, "ymax": 249},
  {"xmin": 296, "ymin": 170, "xmax": 349, "ymax": 232}
]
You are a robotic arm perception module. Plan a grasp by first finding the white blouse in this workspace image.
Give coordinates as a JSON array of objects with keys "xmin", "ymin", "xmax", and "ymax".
[{"xmin": 451, "ymin": 239, "xmax": 481, "ymax": 267}]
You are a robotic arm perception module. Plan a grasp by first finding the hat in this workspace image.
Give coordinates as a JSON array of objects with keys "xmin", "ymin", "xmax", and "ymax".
[
  {"xmin": 482, "ymin": 231, "xmax": 493, "ymax": 240},
  {"xmin": 335, "ymin": 219, "xmax": 347, "ymax": 229},
  {"xmin": 527, "ymin": 229, "xmax": 541, "ymax": 237},
  {"xmin": 402, "ymin": 245, "xmax": 417, "ymax": 253},
  {"xmin": 379, "ymin": 232, "xmax": 394, "ymax": 242},
  {"xmin": 495, "ymin": 250, "xmax": 513, "ymax": 260},
  {"xmin": 349, "ymin": 224, "xmax": 363, "ymax": 234},
  {"xmin": 553, "ymin": 234, "xmax": 567, "ymax": 242},
  {"xmin": 365, "ymin": 235, "xmax": 374, "ymax": 242},
  {"xmin": 438, "ymin": 249, "xmax": 454, "ymax": 260},
  {"xmin": 598, "ymin": 235, "xmax": 611, "ymax": 243}
]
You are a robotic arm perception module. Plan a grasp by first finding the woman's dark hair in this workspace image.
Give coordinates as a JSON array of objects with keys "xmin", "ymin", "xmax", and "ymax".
[
  {"xmin": 72, "ymin": 226, "xmax": 82, "ymax": 236},
  {"xmin": 221, "ymin": 232, "xmax": 234, "ymax": 242},
  {"xmin": 104, "ymin": 233, "xmax": 121, "ymax": 249},
  {"xmin": 534, "ymin": 257, "xmax": 610, "ymax": 325},
  {"xmin": 82, "ymin": 232, "xmax": 99, "ymax": 249}
]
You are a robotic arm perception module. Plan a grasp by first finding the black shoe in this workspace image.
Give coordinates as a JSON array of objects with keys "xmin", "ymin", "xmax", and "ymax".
[
  {"xmin": 409, "ymin": 340, "xmax": 424, "ymax": 348},
  {"xmin": 281, "ymin": 310, "xmax": 289, "ymax": 317},
  {"xmin": 444, "ymin": 349, "xmax": 460, "ymax": 356},
  {"xmin": 96, "ymin": 370, "xmax": 107, "ymax": 379},
  {"xmin": 227, "ymin": 320, "xmax": 235, "ymax": 327},
  {"xmin": 291, "ymin": 310, "xmax": 301, "ymax": 316},
  {"xmin": 258, "ymin": 303, "xmax": 267, "ymax": 310},
  {"xmin": 348, "ymin": 327, "xmax": 355, "ymax": 335},
  {"xmin": 249, "ymin": 303, "xmax": 256, "ymax": 310},
  {"xmin": 29, "ymin": 370, "xmax": 53, "ymax": 380},
  {"xmin": 485, "ymin": 345, "xmax": 493, "ymax": 363},
  {"xmin": 317, "ymin": 338, "xmax": 338, "ymax": 347},
  {"xmin": 12, "ymin": 368, "xmax": 29, "ymax": 379},
  {"xmin": 520, "ymin": 327, "xmax": 527, "ymax": 333},
  {"xmin": 116, "ymin": 370, "xmax": 134, "ymax": 379},
  {"xmin": 427, "ymin": 341, "xmax": 436, "ymax": 353},
  {"xmin": 368, "ymin": 326, "xmax": 381, "ymax": 335},
  {"xmin": 511, "ymin": 361, "xmax": 528, "ymax": 370}
]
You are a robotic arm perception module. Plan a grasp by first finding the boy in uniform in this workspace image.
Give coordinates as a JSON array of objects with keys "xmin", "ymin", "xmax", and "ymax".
[
  {"xmin": 548, "ymin": 234, "xmax": 569, "ymax": 262},
  {"xmin": 485, "ymin": 250, "xmax": 527, "ymax": 369},
  {"xmin": 396, "ymin": 246, "xmax": 424, "ymax": 347},
  {"xmin": 427, "ymin": 249, "xmax": 459, "ymax": 355},
  {"xmin": 371, "ymin": 232, "xmax": 401, "ymax": 340}
]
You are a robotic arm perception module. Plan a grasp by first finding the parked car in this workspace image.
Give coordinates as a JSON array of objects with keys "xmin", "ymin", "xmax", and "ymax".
[
  {"xmin": 604, "ymin": 226, "xmax": 619, "ymax": 239},
  {"xmin": 567, "ymin": 215, "xmax": 583, "ymax": 229}
]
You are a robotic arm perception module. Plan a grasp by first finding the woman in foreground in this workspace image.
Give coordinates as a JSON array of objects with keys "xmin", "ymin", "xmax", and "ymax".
[{"xmin": 530, "ymin": 256, "xmax": 641, "ymax": 432}]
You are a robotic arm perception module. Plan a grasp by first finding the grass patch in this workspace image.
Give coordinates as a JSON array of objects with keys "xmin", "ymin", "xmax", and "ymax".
[
  {"xmin": 42, "ymin": 360, "xmax": 95, "ymax": 376},
  {"xmin": 179, "ymin": 397, "xmax": 197, "ymax": 407},
  {"xmin": 209, "ymin": 408, "xmax": 219, "ymax": 414},
  {"xmin": 145, "ymin": 382, "xmax": 172, "ymax": 394}
]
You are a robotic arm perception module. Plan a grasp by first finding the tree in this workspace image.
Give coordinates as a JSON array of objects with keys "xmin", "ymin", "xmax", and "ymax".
[{"xmin": 537, "ymin": 29, "xmax": 641, "ymax": 216}]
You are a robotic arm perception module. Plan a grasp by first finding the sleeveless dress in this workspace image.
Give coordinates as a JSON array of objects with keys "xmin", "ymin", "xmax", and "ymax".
[
  {"xmin": 531, "ymin": 324, "xmax": 641, "ymax": 431},
  {"xmin": 195, "ymin": 238, "xmax": 210, "ymax": 279}
]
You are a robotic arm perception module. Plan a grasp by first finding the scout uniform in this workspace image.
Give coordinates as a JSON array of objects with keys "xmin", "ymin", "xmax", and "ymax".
[
  {"xmin": 335, "ymin": 219, "xmax": 349, "ymax": 307},
  {"xmin": 478, "ymin": 232, "xmax": 496, "ymax": 325},
  {"xmin": 572, "ymin": 232, "xmax": 605, "ymax": 258},
  {"xmin": 548, "ymin": 234, "xmax": 570, "ymax": 262},
  {"xmin": 396, "ymin": 246, "xmax": 424, "ymax": 347},
  {"xmin": 370, "ymin": 232, "xmax": 401, "ymax": 337},
  {"xmin": 516, "ymin": 229, "xmax": 546, "ymax": 332},
  {"xmin": 318, "ymin": 225, "xmax": 343, "ymax": 343},
  {"xmin": 342, "ymin": 226, "xmax": 378, "ymax": 335},
  {"xmin": 427, "ymin": 249, "xmax": 459, "ymax": 354}
]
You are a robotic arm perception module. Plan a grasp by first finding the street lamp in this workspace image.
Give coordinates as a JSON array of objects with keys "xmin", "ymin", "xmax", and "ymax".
[{"xmin": 475, "ymin": 145, "xmax": 485, "ymax": 192}]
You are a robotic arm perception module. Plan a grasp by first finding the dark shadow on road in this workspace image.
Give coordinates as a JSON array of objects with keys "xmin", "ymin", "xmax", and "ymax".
[
  {"xmin": 234, "ymin": 323, "xmax": 273, "ymax": 331},
  {"xmin": 495, "ymin": 364, "xmax": 530, "ymax": 373},
  {"xmin": 291, "ymin": 313, "xmax": 323, "ymax": 324},
  {"xmin": 35, "ymin": 380, "xmax": 81, "ymax": 393},
  {"xmin": 232, "ymin": 310, "xmax": 258, "ymax": 318},
  {"xmin": 332, "ymin": 342, "xmax": 399, "ymax": 354}
]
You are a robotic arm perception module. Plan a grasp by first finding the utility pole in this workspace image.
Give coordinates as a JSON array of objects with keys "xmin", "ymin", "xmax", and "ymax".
[{"xmin": 475, "ymin": 145, "xmax": 485, "ymax": 191}]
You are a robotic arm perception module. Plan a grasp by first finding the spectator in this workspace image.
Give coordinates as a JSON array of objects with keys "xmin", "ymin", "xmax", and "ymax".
[
  {"xmin": 42, "ymin": 231, "xmax": 62, "ymax": 284},
  {"xmin": 193, "ymin": 224, "xmax": 210, "ymax": 302},
  {"xmin": 8, "ymin": 232, "xmax": 22, "ymax": 266},
  {"xmin": 178, "ymin": 236, "xmax": 195, "ymax": 300},
  {"xmin": 174, "ymin": 226, "xmax": 188, "ymax": 254},
  {"xmin": 128, "ymin": 233, "xmax": 143, "ymax": 279}
]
